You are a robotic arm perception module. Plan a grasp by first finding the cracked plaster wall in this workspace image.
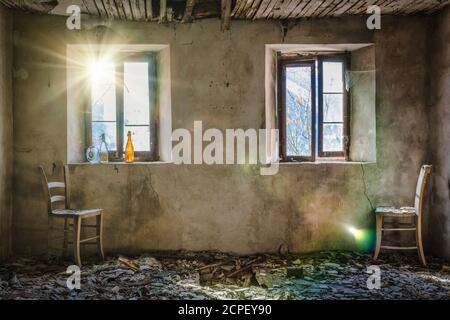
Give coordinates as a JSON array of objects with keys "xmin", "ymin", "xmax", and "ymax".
[
  {"xmin": 0, "ymin": 5, "xmax": 13, "ymax": 261},
  {"xmin": 429, "ymin": 7, "xmax": 450, "ymax": 259},
  {"xmin": 11, "ymin": 13, "xmax": 435, "ymax": 256}
]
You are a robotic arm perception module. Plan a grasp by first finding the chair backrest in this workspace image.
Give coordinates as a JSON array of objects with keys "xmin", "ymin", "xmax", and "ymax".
[
  {"xmin": 39, "ymin": 165, "xmax": 70, "ymax": 214},
  {"xmin": 414, "ymin": 165, "xmax": 432, "ymax": 217}
]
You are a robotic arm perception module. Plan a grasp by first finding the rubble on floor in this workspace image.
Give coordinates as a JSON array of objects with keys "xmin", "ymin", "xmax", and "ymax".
[{"xmin": 0, "ymin": 251, "xmax": 449, "ymax": 300}]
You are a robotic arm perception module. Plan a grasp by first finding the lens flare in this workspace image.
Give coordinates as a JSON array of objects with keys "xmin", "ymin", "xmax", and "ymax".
[
  {"xmin": 346, "ymin": 225, "xmax": 375, "ymax": 252},
  {"xmin": 89, "ymin": 59, "xmax": 111, "ymax": 83},
  {"xmin": 347, "ymin": 226, "xmax": 364, "ymax": 240}
]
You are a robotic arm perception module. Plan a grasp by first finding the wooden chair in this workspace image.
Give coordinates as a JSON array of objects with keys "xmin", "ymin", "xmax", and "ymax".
[
  {"xmin": 373, "ymin": 165, "xmax": 432, "ymax": 266},
  {"xmin": 39, "ymin": 165, "xmax": 105, "ymax": 267}
]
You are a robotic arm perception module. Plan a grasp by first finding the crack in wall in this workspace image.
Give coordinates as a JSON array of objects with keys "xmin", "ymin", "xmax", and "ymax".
[
  {"xmin": 360, "ymin": 164, "xmax": 374, "ymax": 211},
  {"xmin": 143, "ymin": 166, "xmax": 161, "ymax": 214}
]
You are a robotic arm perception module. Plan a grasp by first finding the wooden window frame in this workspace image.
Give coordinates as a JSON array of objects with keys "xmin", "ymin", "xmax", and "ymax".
[
  {"xmin": 318, "ymin": 54, "xmax": 350, "ymax": 159},
  {"xmin": 277, "ymin": 53, "xmax": 350, "ymax": 162},
  {"xmin": 278, "ymin": 58, "xmax": 316, "ymax": 162},
  {"xmin": 86, "ymin": 52, "xmax": 159, "ymax": 162}
]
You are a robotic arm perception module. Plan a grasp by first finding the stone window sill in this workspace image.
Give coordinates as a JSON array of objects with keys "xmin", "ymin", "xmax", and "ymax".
[
  {"xmin": 68, "ymin": 161, "xmax": 173, "ymax": 165},
  {"xmin": 279, "ymin": 161, "xmax": 375, "ymax": 165},
  {"xmin": 68, "ymin": 161, "xmax": 375, "ymax": 166}
]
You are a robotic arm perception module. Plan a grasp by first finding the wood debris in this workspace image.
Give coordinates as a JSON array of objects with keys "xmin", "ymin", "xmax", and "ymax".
[
  {"xmin": 118, "ymin": 256, "xmax": 140, "ymax": 272},
  {"xmin": 0, "ymin": 251, "xmax": 449, "ymax": 300}
]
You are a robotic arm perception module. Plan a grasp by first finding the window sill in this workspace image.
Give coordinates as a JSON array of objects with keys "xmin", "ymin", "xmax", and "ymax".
[
  {"xmin": 67, "ymin": 161, "xmax": 375, "ymax": 167},
  {"xmin": 68, "ymin": 161, "xmax": 173, "ymax": 166},
  {"xmin": 279, "ymin": 161, "xmax": 375, "ymax": 165}
]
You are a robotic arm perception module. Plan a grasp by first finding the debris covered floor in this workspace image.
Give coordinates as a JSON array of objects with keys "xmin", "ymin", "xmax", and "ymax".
[{"xmin": 1, "ymin": 252, "xmax": 449, "ymax": 300}]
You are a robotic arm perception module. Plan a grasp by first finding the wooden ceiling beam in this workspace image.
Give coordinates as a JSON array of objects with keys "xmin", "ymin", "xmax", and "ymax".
[
  {"xmin": 262, "ymin": 0, "xmax": 280, "ymax": 19},
  {"xmin": 0, "ymin": 1, "xmax": 19, "ymax": 10},
  {"xmin": 238, "ymin": 0, "xmax": 255, "ymax": 19},
  {"xmin": 221, "ymin": 0, "xmax": 232, "ymax": 29},
  {"xmin": 426, "ymin": 0, "xmax": 450, "ymax": 13},
  {"xmin": 0, "ymin": 0, "xmax": 448, "ymax": 23},
  {"xmin": 289, "ymin": 0, "xmax": 312, "ymax": 18},
  {"xmin": 403, "ymin": 0, "xmax": 435, "ymax": 14},
  {"xmin": 270, "ymin": 0, "xmax": 289, "ymax": 19},
  {"xmin": 301, "ymin": 0, "xmax": 326, "ymax": 17},
  {"xmin": 310, "ymin": 0, "xmax": 334, "ymax": 17},
  {"xmin": 317, "ymin": 0, "xmax": 343, "ymax": 17},
  {"xmin": 182, "ymin": 0, "xmax": 195, "ymax": 22},
  {"xmin": 345, "ymin": 0, "xmax": 373, "ymax": 15},
  {"xmin": 120, "ymin": 0, "xmax": 133, "ymax": 20},
  {"xmin": 138, "ymin": 0, "xmax": 147, "ymax": 19},
  {"xmin": 0, "ymin": 0, "xmax": 58, "ymax": 13},
  {"xmin": 113, "ymin": 0, "xmax": 126, "ymax": 19},
  {"xmin": 82, "ymin": 0, "xmax": 100, "ymax": 16},
  {"xmin": 103, "ymin": 0, "xmax": 120, "ymax": 18},
  {"xmin": 253, "ymin": 0, "xmax": 271, "ymax": 19},
  {"xmin": 233, "ymin": 0, "xmax": 248, "ymax": 18},
  {"xmin": 93, "ymin": 0, "xmax": 108, "ymax": 17},
  {"xmin": 145, "ymin": 0, "xmax": 153, "ymax": 20},
  {"xmin": 247, "ymin": 0, "xmax": 262, "ymax": 18},
  {"xmin": 331, "ymin": 0, "xmax": 360, "ymax": 16},
  {"xmin": 129, "ymin": 0, "xmax": 141, "ymax": 20},
  {"xmin": 159, "ymin": 0, "xmax": 167, "ymax": 22}
]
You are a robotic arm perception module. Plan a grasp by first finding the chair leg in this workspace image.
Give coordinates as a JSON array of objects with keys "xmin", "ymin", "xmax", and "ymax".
[
  {"xmin": 416, "ymin": 217, "xmax": 427, "ymax": 266},
  {"xmin": 373, "ymin": 215, "xmax": 383, "ymax": 261},
  {"xmin": 46, "ymin": 215, "xmax": 52, "ymax": 261},
  {"xmin": 62, "ymin": 217, "xmax": 69, "ymax": 258},
  {"xmin": 97, "ymin": 213, "xmax": 105, "ymax": 261},
  {"xmin": 73, "ymin": 216, "xmax": 82, "ymax": 267}
]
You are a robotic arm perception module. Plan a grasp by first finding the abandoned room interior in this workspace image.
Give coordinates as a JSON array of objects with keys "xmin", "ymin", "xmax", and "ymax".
[{"xmin": 0, "ymin": 0, "xmax": 449, "ymax": 303}]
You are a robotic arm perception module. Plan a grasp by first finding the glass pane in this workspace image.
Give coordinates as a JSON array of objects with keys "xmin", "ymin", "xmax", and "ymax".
[
  {"xmin": 124, "ymin": 62, "xmax": 150, "ymax": 126},
  {"xmin": 285, "ymin": 66, "xmax": 312, "ymax": 157},
  {"xmin": 323, "ymin": 61, "xmax": 343, "ymax": 93},
  {"xmin": 323, "ymin": 124, "xmax": 344, "ymax": 152},
  {"xmin": 92, "ymin": 122, "xmax": 117, "ymax": 151},
  {"xmin": 91, "ymin": 62, "xmax": 116, "ymax": 122},
  {"xmin": 323, "ymin": 94, "xmax": 344, "ymax": 122},
  {"xmin": 124, "ymin": 126, "xmax": 150, "ymax": 152}
]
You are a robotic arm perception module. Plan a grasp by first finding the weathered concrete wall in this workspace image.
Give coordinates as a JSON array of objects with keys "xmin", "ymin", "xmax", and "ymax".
[
  {"xmin": 0, "ymin": 5, "xmax": 13, "ymax": 261},
  {"xmin": 350, "ymin": 46, "xmax": 376, "ymax": 162},
  {"xmin": 429, "ymin": 7, "xmax": 450, "ymax": 259},
  {"xmin": 12, "ymin": 13, "xmax": 431, "ymax": 256}
]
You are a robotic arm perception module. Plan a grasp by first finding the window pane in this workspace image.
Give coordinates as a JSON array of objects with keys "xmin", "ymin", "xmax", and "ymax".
[
  {"xmin": 285, "ymin": 66, "xmax": 312, "ymax": 157},
  {"xmin": 91, "ymin": 63, "xmax": 116, "ymax": 122},
  {"xmin": 323, "ymin": 62, "xmax": 343, "ymax": 93},
  {"xmin": 124, "ymin": 126, "xmax": 150, "ymax": 152},
  {"xmin": 92, "ymin": 122, "xmax": 117, "ymax": 151},
  {"xmin": 124, "ymin": 62, "xmax": 150, "ymax": 126},
  {"xmin": 323, "ymin": 94, "xmax": 344, "ymax": 122},
  {"xmin": 323, "ymin": 124, "xmax": 343, "ymax": 152}
]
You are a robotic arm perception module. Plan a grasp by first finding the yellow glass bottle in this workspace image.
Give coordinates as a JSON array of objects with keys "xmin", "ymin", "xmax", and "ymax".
[{"xmin": 125, "ymin": 131, "xmax": 135, "ymax": 163}]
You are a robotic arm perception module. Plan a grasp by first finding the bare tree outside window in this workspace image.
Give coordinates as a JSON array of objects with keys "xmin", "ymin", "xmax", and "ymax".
[
  {"xmin": 285, "ymin": 66, "xmax": 312, "ymax": 157},
  {"xmin": 279, "ymin": 54, "xmax": 349, "ymax": 162}
]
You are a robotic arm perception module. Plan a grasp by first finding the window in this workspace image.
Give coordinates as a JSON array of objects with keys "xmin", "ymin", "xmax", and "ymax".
[
  {"xmin": 278, "ymin": 54, "xmax": 349, "ymax": 162},
  {"xmin": 88, "ymin": 53, "xmax": 158, "ymax": 162}
]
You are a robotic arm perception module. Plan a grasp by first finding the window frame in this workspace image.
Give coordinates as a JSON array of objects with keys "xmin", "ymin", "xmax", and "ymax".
[
  {"xmin": 277, "ymin": 53, "xmax": 350, "ymax": 162},
  {"xmin": 278, "ymin": 57, "xmax": 316, "ymax": 162},
  {"xmin": 86, "ymin": 52, "xmax": 159, "ymax": 162},
  {"xmin": 318, "ymin": 54, "xmax": 350, "ymax": 159}
]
